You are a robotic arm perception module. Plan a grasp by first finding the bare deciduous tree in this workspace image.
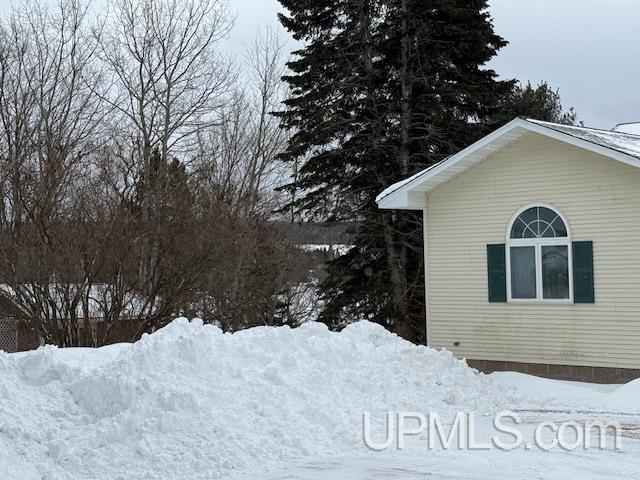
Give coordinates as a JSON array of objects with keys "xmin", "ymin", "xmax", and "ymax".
[
  {"xmin": 0, "ymin": 0, "xmax": 110, "ymax": 346},
  {"xmin": 99, "ymin": 0, "xmax": 235, "ymax": 300},
  {"xmin": 101, "ymin": 0, "xmax": 234, "ymax": 160},
  {"xmin": 192, "ymin": 27, "xmax": 289, "ymax": 214},
  {"xmin": 0, "ymin": 0, "xmax": 311, "ymax": 347}
]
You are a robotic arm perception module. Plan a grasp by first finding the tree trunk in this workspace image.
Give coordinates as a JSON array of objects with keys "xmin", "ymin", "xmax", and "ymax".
[
  {"xmin": 382, "ymin": 211, "xmax": 410, "ymax": 331},
  {"xmin": 383, "ymin": 0, "xmax": 413, "ymax": 340}
]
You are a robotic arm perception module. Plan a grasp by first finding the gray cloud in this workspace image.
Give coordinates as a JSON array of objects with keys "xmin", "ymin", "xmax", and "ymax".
[
  {"xmin": 488, "ymin": 0, "xmax": 640, "ymax": 128},
  {"xmin": 230, "ymin": 0, "xmax": 639, "ymax": 129},
  {"xmin": 3, "ymin": 0, "xmax": 636, "ymax": 128}
]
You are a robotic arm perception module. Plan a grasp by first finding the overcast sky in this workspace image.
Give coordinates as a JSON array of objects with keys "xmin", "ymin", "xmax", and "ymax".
[
  {"xmin": 228, "ymin": 0, "xmax": 640, "ymax": 129},
  {"xmin": 2, "ymin": 0, "xmax": 638, "ymax": 128}
]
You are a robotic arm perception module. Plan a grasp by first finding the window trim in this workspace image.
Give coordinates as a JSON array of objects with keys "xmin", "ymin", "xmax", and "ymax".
[{"xmin": 505, "ymin": 204, "xmax": 573, "ymax": 304}]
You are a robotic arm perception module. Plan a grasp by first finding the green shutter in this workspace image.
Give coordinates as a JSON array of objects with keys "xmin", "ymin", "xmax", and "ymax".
[
  {"xmin": 572, "ymin": 241, "xmax": 594, "ymax": 303},
  {"xmin": 487, "ymin": 244, "xmax": 507, "ymax": 302}
]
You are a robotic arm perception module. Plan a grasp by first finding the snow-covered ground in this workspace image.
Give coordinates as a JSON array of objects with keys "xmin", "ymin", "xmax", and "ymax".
[
  {"xmin": 297, "ymin": 243, "xmax": 353, "ymax": 255},
  {"xmin": 0, "ymin": 319, "xmax": 638, "ymax": 479}
]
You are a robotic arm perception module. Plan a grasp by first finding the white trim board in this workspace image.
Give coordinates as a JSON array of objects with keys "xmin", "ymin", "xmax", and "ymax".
[{"xmin": 376, "ymin": 118, "xmax": 640, "ymax": 210}]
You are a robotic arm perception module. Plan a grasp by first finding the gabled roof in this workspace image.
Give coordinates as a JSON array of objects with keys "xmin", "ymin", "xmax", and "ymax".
[{"xmin": 376, "ymin": 117, "xmax": 640, "ymax": 210}]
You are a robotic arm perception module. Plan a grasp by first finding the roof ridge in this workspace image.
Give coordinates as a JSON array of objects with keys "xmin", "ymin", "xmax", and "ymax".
[
  {"xmin": 378, "ymin": 117, "xmax": 640, "ymax": 208},
  {"xmin": 527, "ymin": 118, "xmax": 640, "ymax": 139}
]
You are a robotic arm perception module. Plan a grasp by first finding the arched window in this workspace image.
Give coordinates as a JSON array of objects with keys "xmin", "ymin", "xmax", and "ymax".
[{"xmin": 506, "ymin": 205, "xmax": 572, "ymax": 302}]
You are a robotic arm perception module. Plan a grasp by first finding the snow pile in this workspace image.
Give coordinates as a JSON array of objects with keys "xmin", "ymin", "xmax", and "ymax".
[
  {"xmin": 491, "ymin": 371, "xmax": 640, "ymax": 414},
  {"xmin": 0, "ymin": 319, "xmax": 510, "ymax": 480},
  {"xmin": 2, "ymin": 319, "xmax": 639, "ymax": 480}
]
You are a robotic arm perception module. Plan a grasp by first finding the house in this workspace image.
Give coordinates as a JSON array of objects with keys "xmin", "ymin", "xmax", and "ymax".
[
  {"xmin": 377, "ymin": 118, "xmax": 640, "ymax": 383},
  {"xmin": 0, "ymin": 284, "xmax": 154, "ymax": 352}
]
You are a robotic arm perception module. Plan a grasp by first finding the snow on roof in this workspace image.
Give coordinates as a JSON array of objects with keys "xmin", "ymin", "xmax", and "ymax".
[
  {"xmin": 377, "ymin": 117, "xmax": 640, "ymax": 209},
  {"xmin": 375, "ymin": 161, "xmax": 445, "ymax": 203},
  {"xmin": 613, "ymin": 122, "xmax": 640, "ymax": 136},
  {"xmin": 0, "ymin": 283, "xmax": 150, "ymax": 319},
  {"xmin": 527, "ymin": 119, "xmax": 640, "ymax": 160}
]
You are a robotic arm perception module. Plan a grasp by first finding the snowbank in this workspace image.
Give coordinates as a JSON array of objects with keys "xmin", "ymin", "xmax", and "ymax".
[
  {"xmin": 0, "ymin": 319, "xmax": 638, "ymax": 479},
  {"xmin": 0, "ymin": 319, "xmax": 510, "ymax": 479},
  {"xmin": 490, "ymin": 371, "xmax": 640, "ymax": 413}
]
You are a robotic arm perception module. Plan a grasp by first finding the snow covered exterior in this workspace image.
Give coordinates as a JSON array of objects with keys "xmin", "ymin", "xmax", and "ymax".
[
  {"xmin": 3, "ymin": 318, "xmax": 640, "ymax": 479},
  {"xmin": 377, "ymin": 118, "xmax": 640, "ymax": 382}
]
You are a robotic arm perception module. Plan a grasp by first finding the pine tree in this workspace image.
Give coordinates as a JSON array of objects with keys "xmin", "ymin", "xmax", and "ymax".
[
  {"xmin": 277, "ymin": 0, "xmax": 511, "ymax": 342},
  {"xmin": 495, "ymin": 81, "xmax": 579, "ymax": 126}
]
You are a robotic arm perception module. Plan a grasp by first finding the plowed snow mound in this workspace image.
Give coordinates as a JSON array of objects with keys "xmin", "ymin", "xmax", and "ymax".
[{"xmin": 0, "ymin": 320, "xmax": 514, "ymax": 479}]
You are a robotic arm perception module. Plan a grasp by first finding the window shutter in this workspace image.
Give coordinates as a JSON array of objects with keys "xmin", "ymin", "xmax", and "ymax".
[
  {"xmin": 487, "ymin": 244, "xmax": 507, "ymax": 302},
  {"xmin": 572, "ymin": 241, "xmax": 594, "ymax": 303}
]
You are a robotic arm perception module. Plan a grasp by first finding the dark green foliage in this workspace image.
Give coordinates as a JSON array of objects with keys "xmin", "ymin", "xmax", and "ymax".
[
  {"xmin": 496, "ymin": 81, "xmax": 580, "ymax": 126},
  {"xmin": 132, "ymin": 149, "xmax": 193, "ymax": 221},
  {"xmin": 277, "ymin": 0, "xmax": 512, "ymax": 342}
]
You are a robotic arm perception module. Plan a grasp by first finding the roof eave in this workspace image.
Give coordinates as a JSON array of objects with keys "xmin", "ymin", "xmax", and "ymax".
[
  {"xmin": 376, "ymin": 118, "xmax": 640, "ymax": 210},
  {"xmin": 377, "ymin": 118, "xmax": 530, "ymax": 209},
  {"xmin": 377, "ymin": 189, "xmax": 426, "ymax": 210}
]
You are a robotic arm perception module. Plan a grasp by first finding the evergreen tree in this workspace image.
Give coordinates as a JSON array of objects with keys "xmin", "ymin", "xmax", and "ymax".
[
  {"xmin": 277, "ymin": 0, "xmax": 511, "ymax": 342},
  {"xmin": 495, "ymin": 81, "xmax": 579, "ymax": 126},
  {"xmin": 132, "ymin": 149, "xmax": 193, "ymax": 224}
]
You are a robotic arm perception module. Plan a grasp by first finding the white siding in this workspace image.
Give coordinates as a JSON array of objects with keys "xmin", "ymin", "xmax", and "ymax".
[{"xmin": 425, "ymin": 132, "xmax": 640, "ymax": 369}]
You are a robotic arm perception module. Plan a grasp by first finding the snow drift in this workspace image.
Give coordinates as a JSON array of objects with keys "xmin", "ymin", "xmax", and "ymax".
[
  {"xmin": 0, "ymin": 319, "xmax": 637, "ymax": 479},
  {"xmin": 0, "ymin": 319, "xmax": 507, "ymax": 479}
]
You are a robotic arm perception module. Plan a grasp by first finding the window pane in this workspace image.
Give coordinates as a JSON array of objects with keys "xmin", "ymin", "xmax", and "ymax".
[
  {"xmin": 538, "ymin": 207, "xmax": 557, "ymax": 225},
  {"xmin": 511, "ymin": 206, "xmax": 568, "ymax": 238},
  {"xmin": 519, "ymin": 207, "xmax": 538, "ymax": 226},
  {"xmin": 522, "ymin": 222, "xmax": 539, "ymax": 238},
  {"xmin": 550, "ymin": 216, "xmax": 568, "ymax": 237},
  {"xmin": 540, "ymin": 211, "xmax": 567, "ymax": 238},
  {"xmin": 511, "ymin": 208, "xmax": 537, "ymax": 238},
  {"xmin": 510, "ymin": 246, "xmax": 536, "ymax": 299},
  {"xmin": 542, "ymin": 245, "xmax": 569, "ymax": 299},
  {"xmin": 510, "ymin": 218, "xmax": 527, "ymax": 238}
]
